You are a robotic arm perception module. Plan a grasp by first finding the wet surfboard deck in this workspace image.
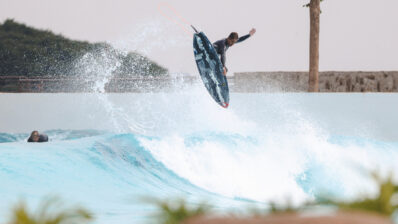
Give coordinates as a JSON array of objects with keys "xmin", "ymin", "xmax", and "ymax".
[{"xmin": 193, "ymin": 31, "xmax": 229, "ymax": 108}]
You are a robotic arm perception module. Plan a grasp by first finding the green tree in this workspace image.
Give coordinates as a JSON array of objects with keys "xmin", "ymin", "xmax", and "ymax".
[{"xmin": 0, "ymin": 19, "xmax": 168, "ymax": 78}]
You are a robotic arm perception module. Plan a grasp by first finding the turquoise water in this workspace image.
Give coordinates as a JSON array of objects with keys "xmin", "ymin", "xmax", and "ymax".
[{"xmin": 1, "ymin": 92, "xmax": 398, "ymax": 223}]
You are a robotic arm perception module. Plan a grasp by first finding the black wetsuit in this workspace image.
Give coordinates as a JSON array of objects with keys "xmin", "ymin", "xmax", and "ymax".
[
  {"xmin": 27, "ymin": 134, "xmax": 48, "ymax": 142},
  {"xmin": 213, "ymin": 34, "xmax": 251, "ymax": 71}
]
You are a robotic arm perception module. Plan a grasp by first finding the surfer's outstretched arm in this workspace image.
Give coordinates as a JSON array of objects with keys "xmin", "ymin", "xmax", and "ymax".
[
  {"xmin": 236, "ymin": 34, "xmax": 250, "ymax": 43},
  {"xmin": 237, "ymin": 28, "xmax": 256, "ymax": 43}
]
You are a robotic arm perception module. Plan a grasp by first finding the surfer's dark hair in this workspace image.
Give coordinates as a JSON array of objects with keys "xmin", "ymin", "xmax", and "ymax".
[{"xmin": 228, "ymin": 32, "xmax": 238, "ymax": 40}]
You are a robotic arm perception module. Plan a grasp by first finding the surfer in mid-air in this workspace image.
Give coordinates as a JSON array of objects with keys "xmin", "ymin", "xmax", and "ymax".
[{"xmin": 213, "ymin": 28, "xmax": 256, "ymax": 76}]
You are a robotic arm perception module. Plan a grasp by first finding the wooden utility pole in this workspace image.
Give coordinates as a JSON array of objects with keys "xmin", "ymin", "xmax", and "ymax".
[{"xmin": 308, "ymin": 0, "xmax": 321, "ymax": 92}]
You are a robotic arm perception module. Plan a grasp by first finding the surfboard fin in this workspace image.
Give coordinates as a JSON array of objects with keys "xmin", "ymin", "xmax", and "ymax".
[{"xmin": 191, "ymin": 25, "xmax": 199, "ymax": 33}]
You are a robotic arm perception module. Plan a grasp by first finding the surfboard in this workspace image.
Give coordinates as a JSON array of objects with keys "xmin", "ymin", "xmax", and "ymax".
[{"xmin": 192, "ymin": 27, "xmax": 229, "ymax": 108}]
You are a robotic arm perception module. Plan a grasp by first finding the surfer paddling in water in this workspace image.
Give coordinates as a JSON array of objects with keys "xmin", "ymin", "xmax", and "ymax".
[{"xmin": 213, "ymin": 28, "xmax": 256, "ymax": 76}]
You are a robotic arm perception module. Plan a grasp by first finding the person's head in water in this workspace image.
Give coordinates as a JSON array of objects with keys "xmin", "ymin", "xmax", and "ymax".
[
  {"xmin": 30, "ymin": 131, "xmax": 40, "ymax": 142},
  {"xmin": 27, "ymin": 130, "xmax": 48, "ymax": 143},
  {"xmin": 226, "ymin": 32, "xmax": 239, "ymax": 46}
]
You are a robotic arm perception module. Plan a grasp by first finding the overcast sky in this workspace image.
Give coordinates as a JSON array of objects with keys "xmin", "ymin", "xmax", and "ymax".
[{"xmin": 1, "ymin": 0, "xmax": 397, "ymax": 74}]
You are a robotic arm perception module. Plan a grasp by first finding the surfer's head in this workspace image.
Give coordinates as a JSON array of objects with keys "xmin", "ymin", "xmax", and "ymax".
[
  {"xmin": 227, "ymin": 32, "xmax": 238, "ymax": 46},
  {"xmin": 29, "ymin": 131, "xmax": 40, "ymax": 142}
]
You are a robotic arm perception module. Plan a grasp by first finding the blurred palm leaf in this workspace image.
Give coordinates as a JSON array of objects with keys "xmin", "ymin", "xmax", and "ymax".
[
  {"xmin": 10, "ymin": 197, "xmax": 92, "ymax": 224},
  {"xmin": 147, "ymin": 198, "xmax": 210, "ymax": 224}
]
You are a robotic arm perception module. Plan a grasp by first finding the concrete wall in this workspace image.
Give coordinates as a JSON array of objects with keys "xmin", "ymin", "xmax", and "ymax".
[
  {"xmin": 2, "ymin": 71, "xmax": 398, "ymax": 92},
  {"xmin": 232, "ymin": 71, "xmax": 398, "ymax": 92}
]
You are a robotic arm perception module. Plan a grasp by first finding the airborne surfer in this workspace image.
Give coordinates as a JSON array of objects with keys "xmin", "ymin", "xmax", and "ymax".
[
  {"xmin": 192, "ymin": 26, "xmax": 255, "ymax": 108},
  {"xmin": 213, "ymin": 28, "xmax": 256, "ymax": 76}
]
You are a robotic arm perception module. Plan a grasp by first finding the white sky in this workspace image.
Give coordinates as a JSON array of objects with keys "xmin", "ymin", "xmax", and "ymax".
[{"xmin": 1, "ymin": 0, "xmax": 398, "ymax": 74}]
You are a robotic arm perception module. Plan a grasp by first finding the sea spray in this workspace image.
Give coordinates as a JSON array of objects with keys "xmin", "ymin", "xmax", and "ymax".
[{"xmin": 69, "ymin": 19, "xmax": 188, "ymax": 134}]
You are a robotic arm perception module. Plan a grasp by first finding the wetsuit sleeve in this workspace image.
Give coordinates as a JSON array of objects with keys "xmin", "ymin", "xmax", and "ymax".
[
  {"xmin": 236, "ymin": 34, "xmax": 250, "ymax": 43},
  {"xmin": 213, "ymin": 39, "xmax": 227, "ymax": 68},
  {"xmin": 220, "ymin": 51, "xmax": 226, "ymax": 68}
]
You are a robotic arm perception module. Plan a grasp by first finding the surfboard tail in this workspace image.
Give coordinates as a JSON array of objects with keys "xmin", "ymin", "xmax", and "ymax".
[{"xmin": 221, "ymin": 102, "xmax": 229, "ymax": 108}]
